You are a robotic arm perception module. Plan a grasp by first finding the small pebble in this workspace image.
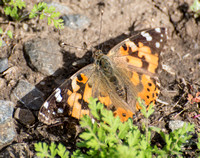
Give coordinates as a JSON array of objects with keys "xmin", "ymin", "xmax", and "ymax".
[
  {"xmin": 61, "ymin": 14, "xmax": 90, "ymax": 29},
  {"xmin": 0, "ymin": 58, "xmax": 8, "ymax": 73},
  {"xmin": 169, "ymin": 120, "xmax": 187, "ymax": 131},
  {"xmin": 11, "ymin": 80, "xmax": 44, "ymax": 110},
  {"xmin": 23, "ymin": 38, "xmax": 63, "ymax": 76},
  {"xmin": 0, "ymin": 100, "xmax": 16, "ymax": 148},
  {"xmin": 14, "ymin": 108, "xmax": 35, "ymax": 125},
  {"xmin": 0, "ymin": 100, "xmax": 14, "ymax": 124}
]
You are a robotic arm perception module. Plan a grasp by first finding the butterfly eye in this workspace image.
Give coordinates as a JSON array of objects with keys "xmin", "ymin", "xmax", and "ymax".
[{"xmin": 93, "ymin": 50, "xmax": 103, "ymax": 59}]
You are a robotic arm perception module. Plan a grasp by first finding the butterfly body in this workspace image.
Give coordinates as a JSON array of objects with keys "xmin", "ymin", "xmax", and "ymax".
[{"xmin": 39, "ymin": 28, "xmax": 168, "ymax": 124}]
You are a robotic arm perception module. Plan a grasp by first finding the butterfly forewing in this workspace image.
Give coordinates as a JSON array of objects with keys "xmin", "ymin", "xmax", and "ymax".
[
  {"xmin": 108, "ymin": 27, "xmax": 167, "ymax": 111},
  {"xmin": 38, "ymin": 65, "xmax": 95, "ymax": 125}
]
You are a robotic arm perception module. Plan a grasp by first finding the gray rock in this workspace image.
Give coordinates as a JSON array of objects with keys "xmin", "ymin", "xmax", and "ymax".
[
  {"xmin": 0, "ymin": 100, "xmax": 16, "ymax": 149},
  {"xmin": 169, "ymin": 120, "xmax": 187, "ymax": 131},
  {"xmin": 23, "ymin": 38, "xmax": 63, "ymax": 76},
  {"xmin": 0, "ymin": 58, "xmax": 8, "ymax": 73},
  {"xmin": 47, "ymin": 2, "xmax": 72, "ymax": 14},
  {"xmin": 11, "ymin": 80, "xmax": 44, "ymax": 110},
  {"xmin": 61, "ymin": 14, "xmax": 90, "ymax": 29},
  {"xmin": 14, "ymin": 108, "xmax": 35, "ymax": 125},
  {"xmin": 0, "ymin": 100, "xmax": 14, "ymax": 124}
]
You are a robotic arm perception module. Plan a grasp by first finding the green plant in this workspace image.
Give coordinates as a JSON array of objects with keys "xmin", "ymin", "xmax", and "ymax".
[
  {"xmin": 35, "ymin": 142, "xmax": 69, "ymax": 158},
  {"xmin": 29, "ymin": 2, "xmax": 63, "ymax": 29},
  {"xmin": 3, "ymin": 0, "xmax": 26, "ymax": 20},
  {"xmin": 190, "ymin": 0, "xmax": 200, "ymax": 18},
  {"xmin": 0, "ymin": 1, "xmax": 63, "ymax": 47},
  {"xmin": 35, "ymin": 97, "xmax": 199, "ymax": 158}
]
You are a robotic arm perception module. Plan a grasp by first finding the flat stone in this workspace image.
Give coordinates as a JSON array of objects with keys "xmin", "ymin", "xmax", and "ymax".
[
  {"xmin": 0, "ymin": 100, "xmax": 16, "ymax": 149},
  {"xmin": 0, "ymin": 100, "xmax": 14, "ymax": 124},
  {"xmin": 11, "ymin": 80, "xmax": 44, "ymax": 110},
  {"xmin": 23, "ymin": 38, "xmax": 63, "ymax": 76},
  {"xmin": 14, "ymin": 108, "xmax": 35, "ymax": 125},
  {"xmin": 61, "ymin": 14, "xmax": 90, "ymax": 29},
  {"xmin": 0, "ymin": 58, "xmax": 8, "ymax": 73},
  {"xmin": 169, "ymin": 120, "xmax": 187, "ymax": 131}
]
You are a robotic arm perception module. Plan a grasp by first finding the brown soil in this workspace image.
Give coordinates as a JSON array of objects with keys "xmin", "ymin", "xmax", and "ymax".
[{"xmin": 0, "ymin": 0, "xmax": 200, "ymax": 157}]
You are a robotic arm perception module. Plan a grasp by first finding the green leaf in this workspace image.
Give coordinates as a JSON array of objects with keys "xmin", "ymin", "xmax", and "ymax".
[
  {"xmin": 149, "ymin": 126, "xmax": 161, "ymax": 133},
  {"xmin": 4, "ymin": 7, "xmax": 12, "ymax": 15},
  {"xmin": 80, "ymin": 131, "xmax": 94, "ymax": 140},
  {"xmin": 137, "ymin": 98, "xmax": 148, "ymax": 118},
  {"xmin": 37, "ymin": 2, "xmax": 47, "ymax": 11},
  {"xmin": 29, "ymin": 12, "xmax": 37, "ymax": 19},
  {"xmin": 127, "ymin": 128, "xmax": 141, "ymax": 147},
  {"xmin": 40, "ymin": 13, "xmax": 45, "ymax": 20},
  {"xmin": 146, "ymin": 103, "xmax": 154, "ymax": 118},
  {"xmin": 197, "ymin": 133, "xmax": 200, "ymax": 150},
  {"xmin": 49, "ymin": 142, "xmax": 57, "ymax": 157},
  {"xmin": 118, "ymin": 121, "xmax": 130, "ymax": 139},
  {"xmin": 47, "ymin": 17, "xmax": 52, "ymax": 25},
  {"xmin": 7, "ymin": 30, "xmax": 13, "ymax": 39},
  {"xmin": 97, "ymin": 125, "xmax": 106, "ymax": 142},
  {"xmin": 34, "ymin": 142, "xmax": 50, "ymax": 158},
  {"xmin": 57, "ymin": 143, "xmax": 69, "ymax": 158}
]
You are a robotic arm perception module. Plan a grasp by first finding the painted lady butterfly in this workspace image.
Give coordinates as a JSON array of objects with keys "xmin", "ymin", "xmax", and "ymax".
[{"xmin": 38, "ymin": 28, "xmax": 168, "ymax": 124}]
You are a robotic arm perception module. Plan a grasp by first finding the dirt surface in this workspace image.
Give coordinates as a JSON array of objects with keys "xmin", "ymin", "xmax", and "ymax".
[{"xmin": 0, "ymin": 0, "xmax": 200, "ymax": 157}]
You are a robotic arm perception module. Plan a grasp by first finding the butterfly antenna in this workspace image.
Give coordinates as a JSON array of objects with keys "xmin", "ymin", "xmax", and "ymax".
[
  {"xmin": 60, "ymin": 41, "xmax": 89, "ymax": 51},
  {"xmin": 97, "ymin": 10, "xmax": 104, "ymax": 50}
]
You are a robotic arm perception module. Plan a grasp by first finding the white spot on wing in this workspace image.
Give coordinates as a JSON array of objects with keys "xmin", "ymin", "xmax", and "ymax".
[
  {"xmin": 52, "ymin": 111, "xmax": 56, "ymax": 115},
  {"xmin": 160, "ymin": 39, "xmax": 163, "ymax": 42},
  {"xmin": 57, "ymin": 108, "xmax": 63, "ymax": 114},
  {"xmin": 43, "ymin": 101, "xmax": 49, "ymax": 109},
  {"xmin": 161, "ymin": 34, "xmax": 163, "ymax": 37},
  {"xmin": 155, "ymin": 28, "xmax": 161, "ymax": 33},
  {"xmin": 155, "ymin": 42, "xmax": 160, "ymax": 48},
  {"xmin": 47, "ymin": 110, "xmax": 50, "ymax": 113},
  {"xmin": 141, "ymin": 31, "xmax": 152, "ymax": 41},
  {"xmin": 55, "ymin": 88, "xmax": 62, "ymax": 102}
]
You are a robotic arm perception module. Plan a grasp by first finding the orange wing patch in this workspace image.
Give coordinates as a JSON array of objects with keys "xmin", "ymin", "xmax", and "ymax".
[
  {"xmin": 83, "ymin": 83, "xmax": 92, "ymax": 103},
  {"xmin": 136, "ymin": 74, "xmax": 159, "ymax": 110},
  {"xmin": 120, "ymin": 41, "xmax": 159, "ymax": 73},
  {"xmin": 130, "ymin": 72, "xmax": 140, "ymax": 86},
  {"xmin": 67, "ymin": 73, "xmax": 91, "ymax": 119},
  {"xmin": 114, "ymin": 107, "xmax": 133, "ymax": 122},
  {"xmin": 99, "ymin": 95, "xmax": 112, "ymax": 107}
]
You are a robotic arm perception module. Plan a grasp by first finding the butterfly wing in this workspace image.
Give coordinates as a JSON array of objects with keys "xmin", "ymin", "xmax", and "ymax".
[
  {"xmin": 38, "ymin": 64, "xmax": 121, "ymax": 125},
  {"xmin": 107, "ymin": 28, "xmax": 167, "ymax": 118},
  {"xmin": 38, "ymin": 65, "xmax": 96, "ymax": 125},
  {"xmin": 39, "ymin": 28, "xmax": 168, "ymax": 124}
]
